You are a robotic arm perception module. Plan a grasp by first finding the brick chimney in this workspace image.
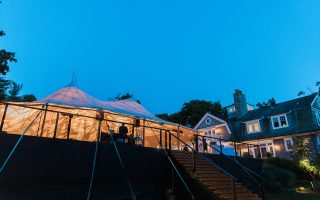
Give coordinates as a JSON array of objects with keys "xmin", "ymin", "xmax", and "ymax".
[{"xmin": 233, "ymin": 89, "xmax": 248, "ymax": 118}]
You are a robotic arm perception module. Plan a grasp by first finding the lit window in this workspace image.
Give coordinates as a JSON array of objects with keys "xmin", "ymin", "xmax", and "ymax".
[
  {"xmin": 272, "ymin": 115, "xmax": 288, "ymax": 129},
  {"xmin": 246, "ymin": 120, "xmax": 261, "ymax": 133},
  {"xmin": 316, "ymin": 112, "xmax": 320, "ymax": 126},
  {"xmin": 228, "ymin": 106, "xmax": 235, "ymax": 113},
  {"xmin": 284, "ymin": 138, "xmax": 293, "ymax": 151}
]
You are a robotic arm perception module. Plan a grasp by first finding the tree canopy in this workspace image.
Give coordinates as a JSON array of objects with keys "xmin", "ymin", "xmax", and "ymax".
[
  {"xmin": 256, "ymin": 98, "xmax": 276, "ymax": 108},
  {"xmin": 113, "ymin": 93, "xmax": 140, "ymax": 104},
  {"xmin": 156, "ymin": 100, "xmax": 227, "ymax": 127}
]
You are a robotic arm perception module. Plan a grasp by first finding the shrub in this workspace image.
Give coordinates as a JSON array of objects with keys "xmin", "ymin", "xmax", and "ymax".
[
  {"xmin": 265, "ymin": 157, "xmax": 307, "ymax": 180},
  {"xmin": 261, "ymin": 163, "xmax": 296, "ymax": 192}
]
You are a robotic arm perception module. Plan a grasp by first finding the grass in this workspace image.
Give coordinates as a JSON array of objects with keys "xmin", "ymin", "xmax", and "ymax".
[{"xmin": 266, "ymin": 191, "xmax": 320, "ymax": 200}]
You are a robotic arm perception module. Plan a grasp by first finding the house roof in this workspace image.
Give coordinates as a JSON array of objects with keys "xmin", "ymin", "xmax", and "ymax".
[{"xmin": 240, "ymin": 93, "xmax": 318, "ymax": 122}]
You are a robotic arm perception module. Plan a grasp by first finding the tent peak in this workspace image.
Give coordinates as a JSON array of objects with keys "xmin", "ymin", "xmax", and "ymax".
[{"xmin": 65, "ymin": 73, "xmax": 78, "ymax": 88}]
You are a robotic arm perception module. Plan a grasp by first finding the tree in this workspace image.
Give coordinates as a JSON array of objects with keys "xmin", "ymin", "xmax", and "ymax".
[
  {"xmin": 22, "ymin": 94, "xmax": 37, "ymax": 102},
  {"xmin": 0, "ymin": 31, "xmax": 17, "ymax": 75},
  {"xmin": 0, "ymin": 77, "xmax": 11, "ymax": 101},
  {"xmin": 298, "ymin": 91, "xmax": 305, "ymax": 97},
  {"xmin": 7, "ymin": 81, "xmax": 22, "ymax": 101},
  {"xmin": 156, "ymin": 100, "xmax": 227, "ymax": 127},
  {"xmin": 115, "ymin": 93, "xmax": 133, "ymax": 100},
  {"xmin": 297, "ymin": 81, "xmax": 320, "ymax": 96},
  {"xmin": 113, "ymin": 93, "xmax": 140, "ymax": 104},
  {"xmin": 256, "ymin": 98, "xmax": 276, "ymax": 108},
  {"xmin": 292, "ymin": 137, "xmax": 320, "ymax": 190}
]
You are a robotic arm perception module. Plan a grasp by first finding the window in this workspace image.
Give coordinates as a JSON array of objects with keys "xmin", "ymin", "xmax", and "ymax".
[
  {"xmin": 247, "ymin": 104, "xmax": 254, "ymax": 111},
  {"xmin": 272, "ymin": 115, "xmax": 288, "ymax": 129},
  {"xmin": 317, "ymin": 99, "xmax": 320, "ymax": 107},
  {"xmin": 205, "ymin": 118, "xmax": 212, "ymax": 124},
  {"xmin": 317, "ymin": 135, "xmax": 320, "ymax": 145},
  {"xmin": 316, "ymin": 112, "xmax": 320, "ymax": 126},
  {"xmin": 284, "ymin": 138, "xmax": 294, "ymax": 151},
  {"xmin": 246, "ymin": 120, "xmax": 261, "ymax": 133},
  {"xmin": 228, "ymin": 106, "xmax": 235, "ymax": 113}
]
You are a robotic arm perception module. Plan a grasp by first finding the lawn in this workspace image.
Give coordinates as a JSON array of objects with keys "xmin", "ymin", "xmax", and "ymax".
[{"xmin": 266, "ymin": 191, "xmax": 320, "ymax": 200}]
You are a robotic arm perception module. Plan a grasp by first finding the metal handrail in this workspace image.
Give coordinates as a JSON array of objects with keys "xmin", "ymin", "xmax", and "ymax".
[
  {"xmin": 145, "ymin": 122, "xmax": 195, "ymax": 200},
  {"xmin": 196, "ymin": 136, "xmax": 265, "ymax": 199},
  {"xmin": 168, "ymin": 131, "xmax": 238, "ymax": 181},
  {"xmin": 194, "ymin": 134, "xmax": 265, "ymax": 181}
]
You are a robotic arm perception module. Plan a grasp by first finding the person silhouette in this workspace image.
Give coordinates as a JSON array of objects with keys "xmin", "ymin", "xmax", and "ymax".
[{"xmin": 118, "ymin": 123, "xmax": 128, "ymax": 143}]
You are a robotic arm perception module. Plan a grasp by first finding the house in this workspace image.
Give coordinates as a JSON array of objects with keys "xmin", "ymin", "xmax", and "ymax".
[
  {"xmin": 193, "ymin": 113, "xmax": 234, "ymax": 155},
  {"xmin": 195, "ymin": 89, "xmax": 320, "ymax": 159}
]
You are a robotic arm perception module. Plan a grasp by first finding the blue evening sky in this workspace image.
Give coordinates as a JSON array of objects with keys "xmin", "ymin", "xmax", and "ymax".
[{"xmin": 0, "ymin": 0, "xmax": 320, "ymax": 114}]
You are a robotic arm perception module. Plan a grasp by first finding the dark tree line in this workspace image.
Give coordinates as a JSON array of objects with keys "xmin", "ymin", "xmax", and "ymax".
[
  {"xmin": 0, "ymin": 3, "xmax": 36, "ymax": 102},
  {"xmin": 156, "ymin": 100, "xmax": 227, "ymax": 127}
]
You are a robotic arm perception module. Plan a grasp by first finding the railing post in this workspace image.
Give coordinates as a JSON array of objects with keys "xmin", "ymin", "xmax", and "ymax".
[
  {"xmin": 232, "ymin": 179, "xmax": 237, "ymax": 200},
  {"xmin": 195, "ymin": 135, "xmax": 198, "ymax": 152},
  {"xmin": 192, "ymin": 150, "xmax": 196, "ymax": 173},
  {"xmin": 0, "ymin": 103, "xmax": 8, "ymax": 132},
  {"xmin": 160, "ymin": 129, "xmax": 162, "ymax": 148},
  {"xmin": 67, "ymin": 114, "xmax": 73, "ymax": 140},
  {"xmin": 40, "ymin": 103, "xmax": 48, "ymax": 137},
  {"xmin": 247, "ymin": 144, "xmax": 250, "ymax": 158},
  {"xmin": 219, "ymin": 137, "xmax": 222, "ymax": 155},
  {"xmin": 53, "ymin": 112, "xmax": 59, "ymax": 139},
  {"xmin": 165, "ymin": 130, "xmax": 168, "ymax": 149},
  {"xmin": 142, "ymin": 119, "xmax": 145, "ymax": 147},
  {"xmin": 169, "ymin": 131, "xmax": 172, "ymax": 152},
  {"xmin": 233, "ymin": 141, "xmax": 237, "ymax": 157}
]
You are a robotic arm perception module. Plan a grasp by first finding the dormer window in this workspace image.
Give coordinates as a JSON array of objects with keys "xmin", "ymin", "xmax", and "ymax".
[
  {"xmin": 271, "ymin": 114, "xmax": 288, "ymax": 129},
  {"xmin": 245, "ymin": 120, "xmax": 261, "ymax": 133}
]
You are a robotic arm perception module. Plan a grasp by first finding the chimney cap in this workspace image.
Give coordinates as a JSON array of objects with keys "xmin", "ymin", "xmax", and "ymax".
[{"xmin": 234, "ymin": 89, "xmax": 243, "ymax": 95}]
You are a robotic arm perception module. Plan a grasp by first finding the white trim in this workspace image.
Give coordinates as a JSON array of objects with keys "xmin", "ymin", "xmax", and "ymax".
[
  {"xmin": 317, "ymin": 135, "xmax": 320, "ymax": 145},
  {"xmin": 284, "ymin": 137, "xmax": 293, "ymax": 151},
  {"xmin": 315, "ymin": 112, "xmax": 320, "ymax": 126},
  {"xmin": 311, "ymin": 93, "xmax": 320, "ymax": 107},
  {"xmin": 271, "ymin": 114, "xmax": 289, "ymax": 129},
  {"xmin": 245, "ymin": 120, "xmax": 261, "ymax": 134},
  {"xmin": 194, "ymin": 113, "xmax": 226, "ymax": 129},
  {"xmin": 198, "ymin": 122, "xmax": 232, "ymax": 134}
]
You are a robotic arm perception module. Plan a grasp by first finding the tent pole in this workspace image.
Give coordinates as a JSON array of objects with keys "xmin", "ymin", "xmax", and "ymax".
[
  {"xmin": 143, "ymin": 118, "xmax": 145, "ymax": 147},
  {"xmin": 67, "ymin": 114, "xmax": 73, "ymax": 140},
  {"xmin": 177, "ymin": 125, "xmax": 180, "ymax": 150},
  {"xmin": 132, "ymin": 124, "xmax": 135, "ymax": 143},
  {"xmin": 53, "ymin": 112, "xmax": 59, "ymax": 139},
  {"xmin": 40, "ymin": 103, "xmax": 48, "ymax": 137},
  {"xmin": 0, "ymin": 103, "xmax": 8, "ymax": 132}
]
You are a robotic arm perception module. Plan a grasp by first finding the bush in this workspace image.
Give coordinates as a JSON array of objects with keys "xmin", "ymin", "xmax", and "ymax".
[
  {"xmin": 261, "ymin": 163, "xmax": 296, "ymax": 192},
  {"xmin": 265, "ymin": 157, "xmax": 307, "ymax": 180}
]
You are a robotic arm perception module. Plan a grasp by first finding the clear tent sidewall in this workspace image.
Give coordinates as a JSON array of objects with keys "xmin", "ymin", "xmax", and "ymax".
[{"xmin": 0, "ymin": 102, "xmax": 195, "ymax": 147}]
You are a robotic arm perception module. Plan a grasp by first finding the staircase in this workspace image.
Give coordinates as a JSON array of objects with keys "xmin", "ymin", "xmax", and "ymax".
[{"xmin": 171, "ymin": 150, "xmax": 262, "ymax": 200}]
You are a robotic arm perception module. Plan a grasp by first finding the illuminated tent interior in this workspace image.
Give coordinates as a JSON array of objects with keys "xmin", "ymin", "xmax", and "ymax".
[{"xmin": 0, "ymin": 79, "xmax": 195, "ymax": 148}]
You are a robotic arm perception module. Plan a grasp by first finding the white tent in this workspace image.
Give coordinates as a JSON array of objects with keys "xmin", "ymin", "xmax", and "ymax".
[{"xmin": 0, "ymin": 80, "xmax": 195, "ymax": 148}]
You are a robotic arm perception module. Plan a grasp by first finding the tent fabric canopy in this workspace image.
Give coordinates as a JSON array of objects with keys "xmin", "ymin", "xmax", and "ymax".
[
  {"xmin": 0, "ymin": 80, "xmax": 195, "ymax": 147},
  {"xmin": 38, "ymin": 83, "xmax": 160, "ymax": 121}
]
